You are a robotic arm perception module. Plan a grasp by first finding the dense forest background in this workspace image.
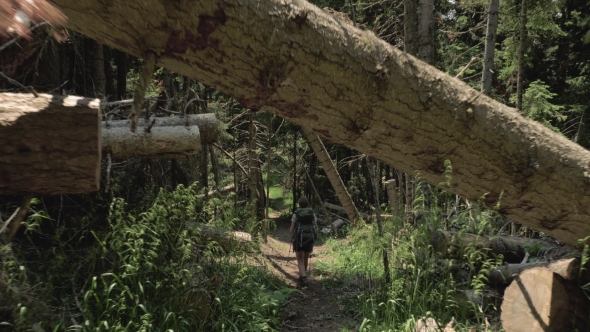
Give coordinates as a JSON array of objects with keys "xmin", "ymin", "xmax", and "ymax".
[{"xmin": 1, "ymin": 0, "xmax": 590, "ymax": 330}]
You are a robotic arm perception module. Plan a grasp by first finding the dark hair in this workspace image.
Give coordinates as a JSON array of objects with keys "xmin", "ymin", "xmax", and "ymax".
[{"xmin": 298, "ymin": 196, "xmax": 309, "ymax": 208}]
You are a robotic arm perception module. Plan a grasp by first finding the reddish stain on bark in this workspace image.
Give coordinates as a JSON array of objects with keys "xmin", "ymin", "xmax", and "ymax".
[
  {"xmin": 164, "ymin": 8, "xmax": 227, "ymax": 54},
  {"xmin": 221, "ymin": 68, "xmax": 228, "ymax": 75},
  {"xmin": 516, "ymin": 200, "xmax": 534, "ymax": 211},
  {"xmin": 115, "ymin": 39, "xmax": 130, "ymax": 48},
  {"xmin": 413, "ymin": 146, "xmax": 439, "ymax": 156},
  {"xmin": 484, "ymin": 192, "xmax": 499, "ymax": 207},
  {"xmin": 313, "ymin": 128, "xmax": 332, "ymax": 138}
]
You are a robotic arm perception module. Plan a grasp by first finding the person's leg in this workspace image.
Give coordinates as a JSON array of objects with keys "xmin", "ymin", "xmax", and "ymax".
[
  {"xmin": 296, "ymin": 251, "xmax": 306, "ymax": 277},
  {"xmin": 303, "ymin": 252, "xmax": 310, "ymax": 272}
]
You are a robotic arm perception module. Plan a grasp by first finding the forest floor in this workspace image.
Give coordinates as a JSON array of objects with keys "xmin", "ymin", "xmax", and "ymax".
[{"xmin": 259, "ymin": 213, "xmax": 357, "ymax": 332}]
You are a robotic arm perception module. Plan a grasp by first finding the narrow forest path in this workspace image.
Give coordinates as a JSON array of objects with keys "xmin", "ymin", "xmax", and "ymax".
[{"xmin": 259, "ymin": 213, "xmax": 356, "ymax": 332}]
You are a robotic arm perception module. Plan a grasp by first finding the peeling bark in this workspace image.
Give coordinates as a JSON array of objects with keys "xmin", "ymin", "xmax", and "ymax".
[{"xmin": 48, "ymin": 0, "xmax": 590, "ymax": 246}]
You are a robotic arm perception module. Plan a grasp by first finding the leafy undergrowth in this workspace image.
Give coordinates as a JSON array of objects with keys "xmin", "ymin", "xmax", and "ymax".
[
  {"xmin": 1, "ymin": 185, "xmax": 289, "ymax": 331},
  {"xmin": 314, "ymin": 219, "xmax": 502, "ymax": 332}
]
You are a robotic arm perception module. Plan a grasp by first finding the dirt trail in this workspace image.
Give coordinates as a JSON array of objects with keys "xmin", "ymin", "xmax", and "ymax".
[{"xmin": 260, "ymin": 214, "xmax": 355, "ymax": 332}]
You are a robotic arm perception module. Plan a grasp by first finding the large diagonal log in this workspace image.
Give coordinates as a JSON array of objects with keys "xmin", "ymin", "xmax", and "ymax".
[
  {"xmin": 0, "ymin": 93, "xmax": 101, "ymax": 195},
  {"xmin": 302, "ymin": 126, "xmax": 362, "ymax": 225},
  {"xmin": 49, "ymin": 0, "xmax": 590, "ymax": 246}
]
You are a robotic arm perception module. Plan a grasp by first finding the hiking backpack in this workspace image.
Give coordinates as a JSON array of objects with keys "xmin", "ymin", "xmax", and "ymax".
[{"xmin": 295, "ymin": 207, "xmax": 317, "ymax": 245}]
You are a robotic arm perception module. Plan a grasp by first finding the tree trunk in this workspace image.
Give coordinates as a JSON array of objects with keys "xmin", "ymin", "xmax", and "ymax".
[
  {"xmin": 114, "ymin": 49, "xmax": 127, "ymax": 100},
  {"xmin": 404, "ymin": 0, "xmax": 419, "ymax": 55},
  {"xmin": 482, "ymin": 0, "xmax": 500, "ymax": 96},
  {"xmin": 501, "ymin": 267, "xmax": 590, "ymax": 332},
  {"xmin": 487, "ymin": 257, "xmax": 586, "ymax": 286},
  {"xmin": 88, "ymin": 39, "xmax": 106, "ymax": 98},
  {"xmin": 200, "ymin": 143, "xmax": 209, "ymax": 194},
  {"xmin": 384, "ymin": 179, "xmax": 399, "ymax": 215},
  {"xmin": 417, "ymin": 0, "xmax": 434, "ymax": 64},
  {"xmin": 102, "ymin": 114, "xmax": 218, "ymax": 144},
  {"xmin": 292, "ymin": 130, "xmax": 298, "ymax": 213},
  {"xmin": 0, "ymin": 93, "xmax": 101, "ymax": 195},
  {"xmin": 302, "ymin": 126, "xmax": 362, "ymax": 226},
  {"xmin": 209, "ymin": 144, "xmax": 220, "ymax": 186},
  {"xmin": 368, "ymin": 157, "xmax": 391, "ymax": 284},
  {"xmin": 44, "ymin": 0, "xmax": 590, "ymax": 247},
  {"xmin": 430, "ymin": 229, "xmax": 559, "ymax": 263},
  {"xmin": 516, "ymin": 0, "xmax": 527, "ymax": 110},
  {"xmin": 247, "ymin": 112, "xmax": 259, "ymax": 218},
  {"xmin": 104, "ymin": 47, "xmax": 115, "ymax": 100}
]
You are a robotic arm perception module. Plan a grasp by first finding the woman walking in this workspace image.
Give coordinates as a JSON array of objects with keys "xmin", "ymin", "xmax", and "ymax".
[{"xmin": 290, "ymin": 196, "xmax": 317, "ymax": 287}]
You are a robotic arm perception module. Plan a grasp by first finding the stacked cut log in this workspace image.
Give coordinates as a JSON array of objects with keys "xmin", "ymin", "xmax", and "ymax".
[
  {"xmin": 430, "ymin": 229, "xmax": 589, "ymax": 331},
  {"xmin": 501, "ymin": 267, "xmax": 590, "ymax": 332},
  {"xmin": 102, "ymin": 114, "xmax": 218, "ymax": 159},
  {"xmin": 487, "ymin": 257, "xmax": 587, "ymax": 286}
]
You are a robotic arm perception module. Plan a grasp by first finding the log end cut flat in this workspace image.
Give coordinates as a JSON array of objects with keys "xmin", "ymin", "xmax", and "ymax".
[
  {"xmin": 0, "ymin": 93, "xmax": 101, "ymax": 195},
  {"xmin": 501, "ymin": 267, "xmax": 590, "ymax": 332}
]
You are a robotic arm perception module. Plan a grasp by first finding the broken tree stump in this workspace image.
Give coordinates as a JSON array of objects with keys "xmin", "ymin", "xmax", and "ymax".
[
  {"xmin": 0, "ymin": 93, "xmax": 101, "ymax": 195},
  {"xmin": 501, "ymin": 267, "xmax": 590, "ymax": 332}
]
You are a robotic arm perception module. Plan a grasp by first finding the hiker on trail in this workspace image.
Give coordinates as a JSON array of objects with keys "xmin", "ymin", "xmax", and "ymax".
[{"xmin": 290, "ymin": 196, "xmax": 318, "ymax": 287}]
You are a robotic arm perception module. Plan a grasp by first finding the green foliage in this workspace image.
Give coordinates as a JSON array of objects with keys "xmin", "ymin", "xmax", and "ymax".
[
  {"xmin": 513, "ymin": 80, "xmax": 566, "ymax": 131},
  {"xmin": 1, "ymin": 184, "xmax": 287, "ymax": 331}
]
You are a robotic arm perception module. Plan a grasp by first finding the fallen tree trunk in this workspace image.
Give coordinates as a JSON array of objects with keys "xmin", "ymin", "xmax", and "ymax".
[
  {"xmin": 43, "ymin": 0, "xmax": 590, "ymax": 246},
  {"xmin": 102, "ymin": 125, "xmax": 201, "ymax": 159},
  {"xmin": 430, "ymin": 229, "xmax": 558, "ymax": 263},
  {"xmin": 102, "ymin": 114, "xmax": 218, "ymax": 144},
  {"xmin": 0, "ymin": 93, "xmax": 101, "ymax": 195},
  {"xmin": 323, "ymin": 202, "xmax": 370, "ymax": 219},
  {"xmin": 487, "ymin": 257, "xmax": 586, "ymax": 286},
  {"xmin": 302, "ymin": 126, "xmax": 362, "ymax": 226},
  {"xmin": 501, "ymin": 267, "xmax": 590, "ymax": 332},
  {"xmin": 185, "ymin": 221, "xmax": 253, "ymax": 251},
  {"xmin": 197, "ymin": 184, "xmax": 235, "ymax": 199}
]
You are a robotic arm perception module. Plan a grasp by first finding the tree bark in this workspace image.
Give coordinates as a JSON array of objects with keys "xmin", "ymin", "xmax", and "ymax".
[
  {"xmin": 404, "ymin": 0, "xmax": 419, "ymax": 55},
  {"xmin": 417, "ymin": 0, "xmax": 435, "ymax": 64},
  {"xmin": 102, "ymin": 114, "xmax": 218, "ymax": 144},
  {"xmin": 302, "ymin": 126, "xmax": 362, "ymax": 225},
  {"xmin": 0, "ymin": 93, "xmax": 101, "ymax": 195},
  {"xmin": 482, "ymin": 0, "xmax": 500, "ymax": 96},
  {"xmin": 247, "ymin": 112, "xmax": 259, "ymax": 218},
  {"xmin": 102, "ymin": 125, "xmax": 201, "ymax": 159},
  {"xmin": 516, "ymin": 0, "xmax": 527, "ymax": 110},
  {"xmin": 45, "ymin": 0, "xmax": 590, "ymax": 247},
  {"xmin": 384, "ymin": 179, "xmax": 399, "ymax": 215},
  {"xmin": 501, "ymin": 267, "xmax": 590, "ymax": 332},
  {"xmin": 88, "ymin": 39, "xmax": 106, "ymax": 98}
]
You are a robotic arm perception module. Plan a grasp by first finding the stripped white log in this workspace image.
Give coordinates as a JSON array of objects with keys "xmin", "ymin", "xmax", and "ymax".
[
  {"xmin": 102, "ymin": 125, "xmax": 200, "ymax": 159},
  {"xmin": 102, "ymin": 114, "xmax": 218, "ymax": 144}
]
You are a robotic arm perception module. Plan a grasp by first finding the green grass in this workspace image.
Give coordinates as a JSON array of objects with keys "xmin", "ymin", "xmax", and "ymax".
[{"xmin": 267, "ymin": 186, "xmax": 293, "ymax": 215}]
